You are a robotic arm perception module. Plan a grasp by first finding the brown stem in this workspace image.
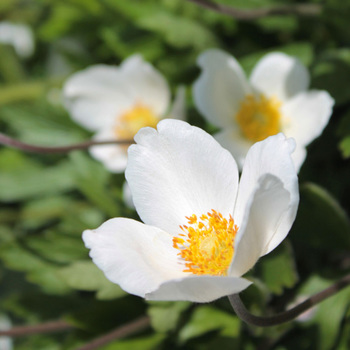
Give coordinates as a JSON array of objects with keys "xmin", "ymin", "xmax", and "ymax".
[
  {"xmin": 229, "ymin": 273, "xmax": 350, "ymax": 327},
  {"xmin": 75, "ymin": 316, "xmax": 150, "ymax": 350},
  {"xmin": 0, "ymin": 320, "xmax": 73, "ymax": 337},
  {"xmin": 187, "ymin": 0, "xmax": 322, "ymax": 20},
  {"xmin": 0, "ymin": 132, "xmax": 133, "ymax": 154}
]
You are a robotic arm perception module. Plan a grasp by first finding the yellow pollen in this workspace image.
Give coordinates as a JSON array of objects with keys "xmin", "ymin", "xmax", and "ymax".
[
  {"xmin": 114, "ymin": 104, "xmax": 159, "ymax": 140},
  {"xmin": 235, "ymin": 94, "xmax": 282, "ymax": 142},
  {"xmin": 173, "ymin": 209, "xmax": 238, "ymax": 276}
]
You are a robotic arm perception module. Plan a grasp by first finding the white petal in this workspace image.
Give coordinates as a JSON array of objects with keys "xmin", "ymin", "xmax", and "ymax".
[
  {"xmin": 66, "ymin": 98, "xmax": 124, "ymax": 132},
  {"xmin": 167, "ymin": 85, "xmax": 186, "ymax": 120},
  {"xmin": 123, "ymin": 181, "xmax": 135, "ymax": 209},
  {"xmin": 214, "ymin": 128, "xmax": 252, "ymax": 170},
  {"xmin": 0, "ymin": 314, "xmax": 12, "ymax": 350},
  {"xmin": 89, "ymin": 128, "xmax": 129, "ymax": 173},
  {"xmin": 0, "ymin": 21, "xmax": 34, "ymax": 58},
  {"xmin": 291, "ymin": 146, "xmax": 307, "ymax": 172},
  {"xmin": 250, "ymin": 52, "xmax": 310, "ymax": 102},
  {"xmin": 126, "ymin": 119, "xmax": 239, "ymax": 235},
  {"xmin": 83, "ymin": 218, "xmax": 185, "ymax": 298},
  {"xmin": 63, "ymin": 65, "xmax": 134, "ymax": 131},
  {"xmin": 281, "ymin": 90, "xmax": 334, "ymax": 147},
  {"xmin": 234, "ymin": 133, "xmax": 299, "ymax": 255},
  {"xmin": 120, "ymin": 55, "xmax": 170, "ymax": 116},
  {"xmin": 63, "ymin": 65, "xmax": 124, "ymax": 100},
  {"xmin": 146, "ymin": 275, "xmax": 252, "ymax": 302},
  {"xmin": 193, "ymin": 49, "xmax": 251, "ymax": 128},
  {"xmin": 230, "ymin": 174, "xmax": 291, "ymax": 277}
]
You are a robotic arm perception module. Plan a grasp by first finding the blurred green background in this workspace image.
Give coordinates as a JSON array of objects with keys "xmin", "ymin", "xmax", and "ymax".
[{"xmin": 0, "ymin": 0, "xmax": 350, "ymax": 349}]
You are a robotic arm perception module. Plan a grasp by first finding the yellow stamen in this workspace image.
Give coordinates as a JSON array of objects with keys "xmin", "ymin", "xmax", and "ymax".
[
  {"xmin": 235, "ymin": 94, "xmax": 282, "ymax": 142},
  {"xmin": 173, "ymin": 209, "xmax": 238, "ymax": 276},
  {"xmin": 114, "ymin": 104, "xmax": 159, "ymax": 140}
]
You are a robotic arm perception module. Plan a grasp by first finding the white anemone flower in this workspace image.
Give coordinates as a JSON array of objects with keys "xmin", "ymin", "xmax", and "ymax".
[
  {"xmin": 83, "ymin": 120, "xmax": 299, "ymax": 303},
  {"xmin": 193, "ymin": 49, "xmax": 334, "ymax": 171},
  {"xmin": 63, "ymin": 55, "xmax": 186, "ymax": 173},
  {"xmin": 0, "ymin": 21, "xmax": 34, "ymax": 58}
]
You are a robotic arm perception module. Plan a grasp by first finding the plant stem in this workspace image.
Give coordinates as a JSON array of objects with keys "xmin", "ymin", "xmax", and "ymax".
[
  {"xmin": 229, "ymin": 273, "xmax": 350, "ymax": 327},
  {"xmin": 0, "ymin": 320, "xmax": 72, "ymax": 337},
  {"xmin": 0, "ymin": 132, "xmax": 133, "ymax": 154},
  {"xmin": 75, "ymin": 316, "xmax": 150, "ymax": 350}
]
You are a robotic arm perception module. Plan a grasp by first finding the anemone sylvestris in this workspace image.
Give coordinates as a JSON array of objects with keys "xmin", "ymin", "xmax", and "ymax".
[
  {"xmin": 193, "ymin": 49, "xmax": 334, "ymax": 170},
  {"xmin": 83, "ymin": 120, "xmax": 299, "ymax": 302}
]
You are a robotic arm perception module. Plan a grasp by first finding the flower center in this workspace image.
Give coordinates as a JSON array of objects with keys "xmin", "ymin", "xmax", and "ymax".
[
  {"xmin": 235, "ymin": 94, "xmax": 282, "ymax": 142},
  {"xmin": 173, "ymin": 209, "xmax": 238, "ymax": 276},
  {"xmin": 114, "ymin": 104, "xmax": 159, "ymax": 140}
]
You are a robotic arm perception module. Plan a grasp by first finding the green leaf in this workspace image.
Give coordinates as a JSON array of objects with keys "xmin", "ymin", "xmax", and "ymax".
[
  {"xmin": 339, "ymin": 135, "xmax": 350, "ymax": 158},
  {"xmin": 58, "ymin": 260, "xmax": 125, "ymax": 300},
  {"xmin": 0, "ymin": 149, "xmax": 76, "ymax": 202},
  {"xmin": 20, "ymin": 196, "xmax": 73, "ymax": 229},
  {"xmin": 178, "ymin": 306, "xmax": 240, "ymax": 343},
  {"xmin": 1, "ymin": 104, "xmax": 87, "ymax": 146},
  {"xmin": 0, "ymin": 241, "xmax": 71, "ymax": 295},
  {"xmin": 102, "ymin": 334, "xmax": 165, "ymax": 350},
  {"xmin": 25, "ymin": 230, "xmax": 87, "ymax": 264},
  {"xmin": 148, "ymin": 301, "xmax": 190, "ymax": 333},
  {"xmin": 137, "ymin": 12, "xmax": 219, "ymax": 50},
  {"xmin": 312, "ymin": 49, "xmax": 350, "ymax": 104},
  {"xmin": 69, "ymin": 151, "xmax": 120, "ymax": 217},
  {"xmin": 257, "ymin": 16, "xmax": 298, "ymax": 33},
  {"xmin": 258, "ymin": 241, "xmax": 298, "ymax": 295},
  {"xmin": 292, "ymin": 182, "xmax": 350, "ymax": 252},
  {"xmin": 299, "ymin": 275, "xmax": 350, "ymax": 350}
]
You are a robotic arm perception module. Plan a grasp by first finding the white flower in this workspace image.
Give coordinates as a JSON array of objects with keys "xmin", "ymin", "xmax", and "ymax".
[
  {"xmin": 0, "ymin": 21, "xmax": 34, "ymax": 58},
  {"xmin": 193, "ymin": 49, "xmax": 334, "ymax": 171},
  {"xmin": 63, "ymin": 55, "xmax": 186, "ymax": 173},
  {"xmin": 0, "ymin": 314, "xmax": 13, "ymax": 350},
  {"xmin": 83, "ymin": 120, "xmax": 299, "ymax": 303}
]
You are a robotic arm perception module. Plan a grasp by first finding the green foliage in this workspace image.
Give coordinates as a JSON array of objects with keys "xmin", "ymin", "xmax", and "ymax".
[
  {"xmin": 58, "ymin": 261, "xmax": 125, "ymax": 300},
  {"xmin": 0, "ymin": 149, "xmax": 76, "ymax": 202},
  {"xmin": 258, "ymin": 241, "xmax": 298, "ymax": 295},
  {"xmin": 148, "ymin": 301, "xmax": 191, "ymax": 333},
  {"xmin": 298, "ymin": 276, "xmax": 350, "ymax": 350},
  {"xmin": 178, "ymin": 306, "xmax": 240, "ymax": 347},
  {"xmin": 0, "ymin": 0, "xmax": 350, "ymax": 349}
]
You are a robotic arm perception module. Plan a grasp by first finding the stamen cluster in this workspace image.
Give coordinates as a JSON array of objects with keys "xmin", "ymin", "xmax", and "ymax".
[
  {"xmin": 235, "ymin": 94, "xmax": 281, "ymax": 142},
  {"xmin": 173, "ymin": 209, "xmax": 238, "ymax": 276}
]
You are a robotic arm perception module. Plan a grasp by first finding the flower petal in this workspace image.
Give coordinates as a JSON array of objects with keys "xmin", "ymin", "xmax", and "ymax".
[
  {"xmin": 291, "ymin": 146, "xmax": 307, "ymax": 173},
  {"xmin": 0, "ymin": 21, "xmax": 34, "ymax": 58},
  {"xmin": 83, "ymin": 218, "xmax": 185, "ymax": 298},
  {"xmin": 214, "ymin": 128, "xmax": 252, "ymax": 170},
  {"xmin": 146, "ymin": 275, "xmax": 252, "ymax": 302},
  {"xmin": 281, "ymin": 90, "xmax": 334, "ymax": 147},
  {"xmin": 66, "ymin": 98, "xmax": 125, "ymax": 132},
  {"xmin": 250, "ymin": 52, "xmax": 310, "ymax": 102},
  {"xmin": 89, "ymin": 128, "xmax": 129, "ymax": 173},
  {"xmin": 63, "ymin": 65, "xmax": 133, "ymax": 131},
  {"xmin": 229, "ymin": 174, "xmax": 292, "ymax": 277},
  {"xmin": 193, "ymin": 49, "xmax": 251, "ymax": 128},
  {"xmin": 122, "ymin": 181, "xmax": 135, "ymax": 209},
  {"xmin": 233, "ymin": 133, "xmax": 299, "ymax": 256},
  {"xmin": 120, "ymin": 55, "xmax": 170, "ymax": 116},
  {"xmin": 167, "ymin": 85, "xmax": 186, "ymax": 120},
  {"xmin": 126, "ymin": 119, "xmax": 239, "ymax": 235}
]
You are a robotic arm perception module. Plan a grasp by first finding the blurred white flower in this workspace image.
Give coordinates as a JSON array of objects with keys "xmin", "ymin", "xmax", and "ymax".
[
  {"xmin": 83, "ymin": 120, "xmax": 299, "ymax": 303},
  {"xmin": 0, "ymin": 314, "xmax": 13, "ymax": 350},
  {"xmin": 63, "ymin": 55, "xmax": 186, "ymax": 173},
  {"xmin": 0, "ymin": 21, "xmax": 34, "ymax": 58},
  {"xmin": 193, "ymin": 49, "xmax": 334, "ymax": 171}
]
